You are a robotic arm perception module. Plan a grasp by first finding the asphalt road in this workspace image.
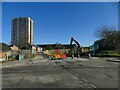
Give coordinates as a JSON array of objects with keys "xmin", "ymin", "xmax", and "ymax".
[{"xmin": 2, "ymin": 55, "xmax": 119, "ymax": 89}]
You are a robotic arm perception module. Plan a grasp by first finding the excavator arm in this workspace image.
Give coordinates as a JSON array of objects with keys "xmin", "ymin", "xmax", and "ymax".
[
  {"xmin": 70, "ymin": 37, "xmax": 80, "ymax": 48},
  {"xmin": 70, "ymin": 37, "xmax": 81, "ymax": 58}
]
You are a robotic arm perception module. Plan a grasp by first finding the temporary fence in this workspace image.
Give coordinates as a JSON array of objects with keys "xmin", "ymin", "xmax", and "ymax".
[{"xmin": 3, "ymin": 50, "xmax": 37, "ymax": 60}]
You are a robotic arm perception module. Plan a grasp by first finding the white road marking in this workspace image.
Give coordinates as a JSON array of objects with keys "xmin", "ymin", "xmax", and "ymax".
[
  {"xmin": 81, "ymin": 78, "xmax": 88, "ymax": 82},
  {"xmin": 73, "ymin": 76, "xmax": 78, "ymax": 80},
  {"xmin": 90, "ymin": 83, "xmax": 97, "ymax": 88},
  {"xmin": 97, "ymin": 66, "xmax": 104, "ymax": 68},
  {"xmin": 75, "ymin": 74, "xmax": 79, "ymax": 77}
]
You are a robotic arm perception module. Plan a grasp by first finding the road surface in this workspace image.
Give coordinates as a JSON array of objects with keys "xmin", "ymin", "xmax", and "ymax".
[{"xmin": 2, "ymin": 55, "xmax": 119, "ymax": 89}]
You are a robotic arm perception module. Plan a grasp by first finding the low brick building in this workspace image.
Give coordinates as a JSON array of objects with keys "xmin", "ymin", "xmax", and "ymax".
[{"xmin": 0, "ymin": 43, "xmax": 12, "ymax": 58}]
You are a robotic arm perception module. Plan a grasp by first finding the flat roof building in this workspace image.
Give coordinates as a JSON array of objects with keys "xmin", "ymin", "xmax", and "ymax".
[{"xmin": 11, "ymin": 17, "xmax": 33, "ymax": 48}]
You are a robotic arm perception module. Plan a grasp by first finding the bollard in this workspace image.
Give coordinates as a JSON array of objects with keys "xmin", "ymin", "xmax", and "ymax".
[
  {"xmin": 88, "ymin": 53, "xmax": 91, "ymax": 58},
  {"xmin": 78, "ymin": 54, "xmax": 80, "ymax": 58},
  {"xmin": 71, "ymin": 54, "xmax": 74, "ymax": 59}
]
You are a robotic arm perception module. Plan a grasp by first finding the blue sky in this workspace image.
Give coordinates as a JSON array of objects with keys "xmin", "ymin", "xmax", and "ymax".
[{"xmin": 2, "ymin": 2, "xmax": 118, "ymax": 46}]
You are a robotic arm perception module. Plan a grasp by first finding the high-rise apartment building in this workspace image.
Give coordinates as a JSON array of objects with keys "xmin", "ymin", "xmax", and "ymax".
[{"xmin": 11, "ymin": 17, "xmax": 33, "ymax": 48}]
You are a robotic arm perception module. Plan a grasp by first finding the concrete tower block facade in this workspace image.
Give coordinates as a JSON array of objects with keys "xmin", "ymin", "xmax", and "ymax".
[{"xmin": 11, "ymin": 17, "xmax": 33, "ymax": 48}]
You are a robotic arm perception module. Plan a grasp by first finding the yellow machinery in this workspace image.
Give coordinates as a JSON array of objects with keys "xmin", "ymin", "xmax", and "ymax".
[
  {"xmin": 45, "ymin": 49, "xmax": 66, "ymax": 60},
  {"xmin": 50, "ymin": 50, "xmax": 62, "ymax": 59}
]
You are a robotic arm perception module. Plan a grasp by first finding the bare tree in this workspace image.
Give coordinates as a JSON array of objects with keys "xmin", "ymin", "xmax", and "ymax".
[
  {"xmin": 95, "ymin": 25, "xmax": 116, "ymax": 39},
  {"xmin": 94, "ymin": 25, "xmax": 119, "ymax": 51}
]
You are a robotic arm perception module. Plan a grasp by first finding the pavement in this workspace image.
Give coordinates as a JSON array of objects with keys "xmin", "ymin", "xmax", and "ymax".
[
  {"xmin": 2, "ymin": 55, "xmax": 119, "ymax": 88},
  {"xmin": 0, "ymin": 58, "xmax": 5, "ymax": 61},
  {"xmin": 68, "ymin": 56, "xmax": 120, "ymax": 63},
  {"xmin": 106, "ymin": 59, "xmax": 120, "ymax": 62},
  {"xmin": 53, "ymin": 57, "xmax": 119, "ymax": 88},
  {"xmin": 1, "ymin": 55, "xmax": 48, "ymax": 68},
  {"xmin": 1, "ymin": 55, "xmax": 120, "ymax": 68},
  {"xmin": 93, "ymin": 57, "xmax": 120, "ymax": 63},
  {"xmin": 2, "ymin": 56, "xmax": 94, "ymax": 88}
]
